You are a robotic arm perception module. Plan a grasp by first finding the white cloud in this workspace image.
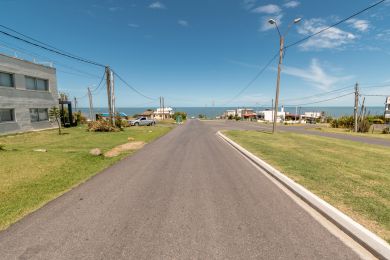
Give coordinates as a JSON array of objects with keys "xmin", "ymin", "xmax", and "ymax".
[
  {"xmin": 242, "ymin": 0, "xmax": 257, "ymax": 10},
  {"xmin": 108, "ymin": 7, "xmax": 119, "ymax": 12},
  {"xmin": 178, "ymin": 20, "xmax": 189, "ymax": 27},
  {"xmin": 283, "ymin": 59, "xmax": 353, "ymax": 90},
  {"xmin": 284, "ymin": 1, "xmax": 300, "ymax": 8},
  {"xmin": 149, "ymin": 2, "xmax": 166, "ymax": 9},
  {"xmin": 297, "ymin": 19, "xmax": 356, "ymax": 50},
  {"xmin": 346, "ymin": 19, "xmax": 370, "ymax": 32},
  {"xmin": 128, "ymin": 23, "xmax": 139, "ymax": 28},
  {"xmin": 252, "ymin": 4, "xmax": 281, "ymax": 14}
]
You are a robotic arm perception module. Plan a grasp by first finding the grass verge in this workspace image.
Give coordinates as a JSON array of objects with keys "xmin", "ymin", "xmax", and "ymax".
[
  {"xmin": 225, "ymin": 130, "xmax": 390, "ymax": 243},
  {"xmin": 311, "ymin": 126, "xmax": 390, "ymax": 140},
  {"xmin": 0, "ymin": 125, "xmax": 173, "ymax": 230}
]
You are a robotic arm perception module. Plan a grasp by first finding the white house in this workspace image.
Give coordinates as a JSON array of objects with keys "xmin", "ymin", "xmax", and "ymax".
[
  {"xmin": 257, "ymin": 107, "xmax": 285, "ymax": 122},
  {"xmin": 154, "ymin": 107, "xmax": 174, "ymax": 120}
]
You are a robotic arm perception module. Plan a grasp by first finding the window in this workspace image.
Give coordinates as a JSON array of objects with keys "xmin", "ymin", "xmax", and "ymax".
[
  {"xmin": 0, "ymin": 72, "xmax": 14, "ymax": 88},
  {"xmin": 25, "ymin": 76, "xmax": 48, "ymax": 91},
  {"xmin": 30, "ymin": 108, "xmax": 48, "ymax": 122},
  {"xmin": 0, "ymin": 109, "xmax": 14, "ymax": 123}
]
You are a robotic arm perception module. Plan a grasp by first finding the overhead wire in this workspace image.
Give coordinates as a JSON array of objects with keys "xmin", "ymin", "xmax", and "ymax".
[
  {"xmin": 113, "ymin": 70, "xmax": 157, "ymax": 101},
  {"xmin": 287, "ymin": 92, "xmax": 354, "ymax": 106}
]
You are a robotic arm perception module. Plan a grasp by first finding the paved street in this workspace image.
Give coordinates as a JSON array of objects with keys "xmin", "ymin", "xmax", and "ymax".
[
  {"xmin": 0, "ymin": 120, "xmax": 362, "ymax": 259},
  {"xmin": 204, "ymin": 120, "xmax": 390, "ymax": 147}
]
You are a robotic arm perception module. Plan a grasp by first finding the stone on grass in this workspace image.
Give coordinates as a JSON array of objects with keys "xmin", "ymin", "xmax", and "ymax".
[
  {"xmin": 33, "ymin": 149, "xmax": 47, "ymax": 152},
  {"xmin": 127, "ymin": 137, "xmax": 135, "ymax": 141},
  {"xmin": 89, "ymin": 148, "xmax": 102, "ymax": 156}
]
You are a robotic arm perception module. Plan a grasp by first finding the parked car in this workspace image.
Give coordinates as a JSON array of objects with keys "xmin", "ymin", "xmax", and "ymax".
[{"xmin": 129, "ymin": 117, "xmax": 156, "ymax": 126}]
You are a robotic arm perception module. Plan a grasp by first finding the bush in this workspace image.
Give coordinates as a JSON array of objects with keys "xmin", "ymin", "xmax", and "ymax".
[
  {"xmin": 330, "ymin": 116, "xmax": 354, "ymax": 129},
  {"xmin": 198, "ymin": 114, "xmax": 206, "ymax": 119},
  {"xmin": 87, "ymin": 120, "xmax": 119, "ymax": 132},
  {"xmin": 383, "ymin": 127, "xmax": 390, "ymax": 134},
  {"xmin": 73, "ymin": 111, "xmax": 87, "ymax": 125},
  {"xmin": 228, "ymin": 115, "xmax": 234, "ymax": 120},
  {"xmin": 173, "ymin": 111, "xmax": 187, "ymax": 121},
  {"xmin": 0, "ymin": 143, "xmax": 5, "ymax": 151}
]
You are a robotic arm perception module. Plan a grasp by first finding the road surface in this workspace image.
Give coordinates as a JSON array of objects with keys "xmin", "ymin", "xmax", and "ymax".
[{"xmin": 0, "ymin": 120, "xmax": 363, "ymax": 259}]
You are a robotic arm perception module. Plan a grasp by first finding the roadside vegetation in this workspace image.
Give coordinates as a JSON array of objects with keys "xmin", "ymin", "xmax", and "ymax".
[
  {"xmin": 225, "ymin": 130, "xmax": 390, "ymax": 243},
  {"xmin": 0, "ymin": 124, "xmax": 173, "ymax": 231}
]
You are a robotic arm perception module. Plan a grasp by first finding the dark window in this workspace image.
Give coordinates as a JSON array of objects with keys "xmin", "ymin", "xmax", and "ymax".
[
  {"xmin": 25, "ymin": 76, "xmax": 48, "ymax": 91},
  {"xmin": 30, "ymin": 108, "xmax": 48, "ymax": 122},
  {"xmin": 0, "ymin": 72, "xmax": 14, "ymax": 88},
  {"xmin": 0, "ymin": 109, "xmax": 14, "ymax": 123}
]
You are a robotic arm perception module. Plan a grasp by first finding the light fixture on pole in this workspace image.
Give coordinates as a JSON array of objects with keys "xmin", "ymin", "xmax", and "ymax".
[{"xmin": 269, "ymin": 17, "xmax": 301, "ymax": 133}]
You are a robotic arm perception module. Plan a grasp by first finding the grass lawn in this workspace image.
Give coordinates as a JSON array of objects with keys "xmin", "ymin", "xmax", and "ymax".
[
  {"xmin": 311, "ymin": 126, "xmax": 390, "ymax": 140},
  {"xmin": 0, "ymin": 124, "xmax": 173, "ymax": 231},
  {"xmin": 225, "ymin": 130, "xmax": 390, "ymax": 243}
]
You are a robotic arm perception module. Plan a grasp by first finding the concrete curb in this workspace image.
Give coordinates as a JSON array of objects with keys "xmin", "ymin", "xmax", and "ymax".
[{"xmin": 217, "ymin": 131, "xmax": 390, "ymax": 260}]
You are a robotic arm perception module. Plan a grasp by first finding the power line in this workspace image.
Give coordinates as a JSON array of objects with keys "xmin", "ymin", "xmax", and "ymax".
[
  {"xmin": 113, "ymin": 71, "xmax": 157, "ymax": 101},
  {"xmin": 0, "ymin": 27, "xmax": 105, "ymax": 68},
  {"xmin": 0, "ymin": 38, "xmax": 102, "ymax": 78},
  {"xmin": 285, "ymin": 0, "xmax": 386, "ymax": 49},
  {"xmin": 223, "ymin": 53, "xmax": 279, "ymax": 105},
  {"xmin": 280, "ymin": 85, "xmax": 354, "ymax": 103},
  {"xmin": 287, "ymin": 92, "xmax": 354, "ymax": 106}
]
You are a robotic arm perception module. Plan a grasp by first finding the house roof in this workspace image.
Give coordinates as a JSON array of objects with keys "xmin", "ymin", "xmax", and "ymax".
[{"xmin": 139, "ymin": 110, "xmax": 154, "ymax": 116}]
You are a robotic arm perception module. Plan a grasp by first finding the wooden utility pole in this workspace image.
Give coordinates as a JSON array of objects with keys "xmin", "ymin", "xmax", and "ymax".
[
  {"xmin": 273, "ymin": 36, "xmax": 285, "ymax": 133},
  {"xmin": 74, "ymin": 97, "xmax": 77, "ymax": 112},
  {"xmin": 354, "ymin": 83, "xmax": 359, "ymax": 132},
  {"xmin": 162, "ymin": 97, "xmax": 165, "ymax": 120},
  {"xmin": 87, "ymin": 87, "xmax": 94, "ymax": 121},
  {"xmin": 105, "ymin": 66, "xmax": 113, "ymax": 125},
  {"xmin": 271, "ymin": 99, "xmax": 274, "ymax": 123}
]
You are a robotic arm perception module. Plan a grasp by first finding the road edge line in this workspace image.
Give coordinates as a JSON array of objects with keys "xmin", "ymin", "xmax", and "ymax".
[{"xmin": 217, "ymin": 131, "xmax": 390, "ymax": 260}]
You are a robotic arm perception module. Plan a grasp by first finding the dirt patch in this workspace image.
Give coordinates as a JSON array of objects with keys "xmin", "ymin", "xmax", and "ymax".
[{"xmin": 104, "ymin": 141, "xmax": 145, "ymax": 158}]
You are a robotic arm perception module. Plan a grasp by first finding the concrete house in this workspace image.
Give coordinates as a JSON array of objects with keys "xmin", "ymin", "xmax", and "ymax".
[{"xmin": 0, "ymin": 54, "xmax": 58, "ymax": 134}]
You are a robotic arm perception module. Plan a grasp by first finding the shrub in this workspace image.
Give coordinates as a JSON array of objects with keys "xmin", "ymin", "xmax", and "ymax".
[
  {"xmin": 0, "ymin": 143, "xmax": 5, "ymax": 151},
  {"xmin": 330, "ymin": 116, "xmax": 354, "ymax": 129},
  {"xmin": 173, "ymin": 112, "xmax": 187, "ymax": 121},
  {"xmin": 87, "ymin": 120, "xmax": 119, "ymax": 132},
  {"xmin": 228, "ymin": 115, "xmax": 234, "ymax": 120},
  {"xmin": 74, "ymin": 111, "xmax": 87, "ymax": 124},
  {"xmin": 383, "ymin": 127, "xmax": 390, "ymax": 134}
]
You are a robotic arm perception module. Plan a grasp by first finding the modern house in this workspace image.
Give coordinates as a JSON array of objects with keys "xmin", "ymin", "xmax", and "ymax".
[
  {"xmin": 257, "ymin": 107, "xmax": 286, "ymax": 122},
  {"xmin": 0, "ymin": 54, "xmax": 58, "ymax": 134},
  {"xmin": 385, "ymin": 97, "xmax": 390, "ymax": 120},
  {"xmin": 154, "ymin": 107, "xmax": 174, "ymax": 120}
]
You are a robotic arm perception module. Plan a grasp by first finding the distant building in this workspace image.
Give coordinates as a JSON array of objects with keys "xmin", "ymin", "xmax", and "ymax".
[
  {"xmin": 138, "ymin": 110, "xmax": 154, "ymax": 119},
  {"xmin": 385, "ymin": 97, "xmax": 390, "ymax": 120},
  {"xmin": 154, "ymin": 107, "xmax": 174, "ymax": 120},
  {"xmin": 0, "ymin": 54, "xmax": 58, "ymax": 134},
  {"xmin": 257, "ymin": 106, "xmax": 286, "ymax": 122},
  {"xmin": 223, "ymin": 110, "xmax": 236, "ymax": 118}
]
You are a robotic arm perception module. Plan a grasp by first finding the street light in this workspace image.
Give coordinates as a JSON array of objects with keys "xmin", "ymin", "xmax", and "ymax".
[{"xmin": 269, "ymin": 17, "xmax": 301, "ymax": 133}]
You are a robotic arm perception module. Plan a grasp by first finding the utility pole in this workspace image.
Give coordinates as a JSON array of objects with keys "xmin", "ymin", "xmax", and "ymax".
[
  {"xmin": 162, "ymin": 97, "xmax": 165, "ymax": 120},
  {"xmin": 74, "ymin": 97, "xmax": 77, "ymax": 112},
  {"xmin": 273, "ymin": 36, "xmax": 284, "ymax": 133},
  {"xmin": 271, "ymin": 99, "xmax": 274, "ymax": 123},
  {"xmin": 354, "ymin": 82, "xmax": 359, "ymax": 132},
  {"xmin": 105, "ymin": 66, "xmax": 113, "ymax": 125},
  {"xmin": 87, "ymin": 87, "xmax": 94, "ymax": 121}
]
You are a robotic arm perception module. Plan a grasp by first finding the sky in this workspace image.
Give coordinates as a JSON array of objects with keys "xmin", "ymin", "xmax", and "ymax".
[{"xmin": 1, "ymin": 0, "xmax": 390, "ymax": 108}]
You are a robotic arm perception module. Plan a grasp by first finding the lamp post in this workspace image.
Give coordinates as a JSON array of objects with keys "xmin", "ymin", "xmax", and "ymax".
[{"xmin": 269, "ymin": 18, "xmax": 301, "ymax": 133}]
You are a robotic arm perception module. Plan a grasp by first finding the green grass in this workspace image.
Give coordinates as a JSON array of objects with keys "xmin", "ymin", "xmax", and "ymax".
[
  {"xmin": 225, "ymin": 130, "xmax": 390, "ymax": 243},
  {"xmin": 0, "ymin": 125, "xmax": 173, "ymax": 230},
  {"xmin": 311, "ymin": 126, "xmax": 390, "ymax": 140}
]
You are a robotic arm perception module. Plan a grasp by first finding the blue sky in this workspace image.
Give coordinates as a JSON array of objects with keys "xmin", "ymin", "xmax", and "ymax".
[{"xmin": 1, "ymin": 0, "xmax": 390, "ymax": 107}]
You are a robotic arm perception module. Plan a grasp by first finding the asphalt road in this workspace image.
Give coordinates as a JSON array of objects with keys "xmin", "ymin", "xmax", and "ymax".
[
  {"xmin": 0, "ymin": 119, "xmax": 362, "ymax": 259},
  {"xmin": 204, "ymin": 120, "xmax": 390, "ymax": 147}
]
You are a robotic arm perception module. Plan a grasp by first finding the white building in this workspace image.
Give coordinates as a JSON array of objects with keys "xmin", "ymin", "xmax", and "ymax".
[
  {"xmin": 385, "ymin": 97, "xmax": 390, "ymax": 119},
  {"xmin": 154, "ymin": 107, "xmax": 174, "ymax": 120},
  {"xmin": 224, "ymin": 110, "xmax": 236, "ymax": 118},
  {"xmin": 257, "ymin": 107, "xmax": 285, "ymax": 122},
  {"xmin": 304, "ymin": 112, "xmax": 322, "ymax": 119}
]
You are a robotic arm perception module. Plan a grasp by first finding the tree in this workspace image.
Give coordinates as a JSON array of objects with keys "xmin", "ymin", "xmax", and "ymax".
[
  {"xmin": 173, "ymin": 111, "xmax": 187, "ymax": 121},
  {"xmin": 49, "ymin": 106, "xmax": 62, "ymax": 135}
]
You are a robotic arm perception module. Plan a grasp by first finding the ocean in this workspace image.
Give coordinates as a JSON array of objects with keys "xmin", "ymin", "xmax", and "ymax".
[{"xmin": 77, "ymin": 106, "xmax": 386, "ymax": 120}]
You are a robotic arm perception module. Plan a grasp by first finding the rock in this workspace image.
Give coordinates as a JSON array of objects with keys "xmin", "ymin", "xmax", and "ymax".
[
  {"xmin": 33, "ymin": 149, "xmax": 47, "ymax": 152},
  {"xmin": 127, "ymin": 137, "xmax": 135, "ymax": 141},
  {"xmin": 89, "ymin": 148, "xmax": 102, "ymax": 156},
  {"xmin": 148, "ymin": 130, "xmax": 153, "ymax": 133}
]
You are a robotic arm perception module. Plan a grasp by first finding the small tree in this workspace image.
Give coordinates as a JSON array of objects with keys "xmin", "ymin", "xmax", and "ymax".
[{"xmin": 49, "ymin": 106, "xmax": 62, "ymax": 135}]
